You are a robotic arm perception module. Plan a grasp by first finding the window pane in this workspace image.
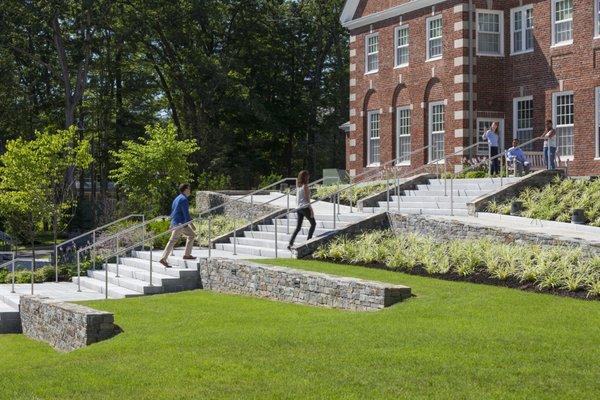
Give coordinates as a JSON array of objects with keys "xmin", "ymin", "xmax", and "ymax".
[
  {"xmin": 430, "ymin": 104, "xmax": 445, "ymax": 161},
  {"xmin": 554, "ymin": 0, "xmax": 573, "ymax": 43},
  {"xmin": 366, "ymin": 35, "xmax": 379, "ymax": 72},
  {"xmin": 554, "ymin": 94, "xmax": 574, "ymax": 156},
  {"xmin": 369, "ymin": 112, "xmax": 380, "ymax": 164},
  {"xmin": 525, "ymin": 8, "xmax": 534, "ymax": 50},
  {"xmin": 396, "ymin": 27, "xmax": 409, "ymax": 66},
  {"xmin": 478, "ymin": 12, "xmax": 501, "ymax": 54},
  {"xmin": 516, "ymin": 99, "xmax": 534, "ymax": 150},
  {"xmin": 397, "ymin": 108, "xmax": 411, "ymax": 162},
  {"xmin": 428, "ymin": 17, "xmax": 443, "ymax": 59}
]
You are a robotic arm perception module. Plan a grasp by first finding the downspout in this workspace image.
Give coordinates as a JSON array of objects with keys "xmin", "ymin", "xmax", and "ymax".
[{"xmin": 468, "ymin": 0, "xmax": 475, "ymax": 158}]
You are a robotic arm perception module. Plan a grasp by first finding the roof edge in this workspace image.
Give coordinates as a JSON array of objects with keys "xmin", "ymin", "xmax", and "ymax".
[{"xmin": 340, "ymin": 0, "xmax": 448, "ymax": 30}]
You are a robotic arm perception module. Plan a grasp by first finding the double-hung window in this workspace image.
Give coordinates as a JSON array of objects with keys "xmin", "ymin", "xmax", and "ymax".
[
  {"xmin": 395, "ymin": 26, "xmax": 409, "ymax": 67},
  {"xmin": 552, "ymin": 0, "xmax": 573, "ymax": 46},
  {"xmin": 477, "ymin": 10, "xmax": 504, "ymax": 56},
  {"xmin": 367, "ymin": 110, "xmax": 381, "ymax": 166},
  {"xmin": 596, "ymin": 87, "xmax": 600, "ymax": 158},
  {"xmin": 365, "ymin": 33, "xmax": 379, "ymax": 74},
  {"xmin": 428, "ymin": 102, "xmax": 445, "ymax": 162},
  {"xmin": 396, "ymin": 106, "xmax": 411, "ymax": 165},
  {"xmin": 511, "ymin": 5, "xmax": 534, "ymax": 54},
  {"xmin": 426, "ymin": 15, "xmax": 443, "ymax": 60},
  {"xmin": 513, "ymin": 97, "xmax": 534, "ymax": 150},
  {"xmin": 553, "ymin": 92, "xmax": 574, "ymax": 157}
]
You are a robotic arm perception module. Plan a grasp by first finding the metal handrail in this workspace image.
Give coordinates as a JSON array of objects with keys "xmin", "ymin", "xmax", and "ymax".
[
  {"xmin": 53, "ymin": 214, "xmax": 146, "ymax": 282},
  {"xmin": 0, "ymin": 252, "xmax": 33, "ymax": 295},
  {"xmin": 349, "ymin": 144, "xmax": 431, "ymax": 184}
]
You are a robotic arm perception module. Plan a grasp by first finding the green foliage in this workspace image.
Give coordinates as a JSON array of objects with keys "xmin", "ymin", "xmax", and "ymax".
[
  {"xmin": 0, "ymin": 126, "xmax": 92, "ymax": 244},
  {"xmin": 258, "ymin": 173, "xmax": 284, "ymax": 188},
  {"xmin": 487, "ymin": 177, "xmax": 600, "ymax": 225},
  {"xmin": 110, "ymin": 123, "xmax": 199, "ymax": 216},
  {"xmin": 314, "ymin": 230, "xmax": 600, "ymax": 298},
  {"xmin": 197, "ymin": 172, "xmax": 232, "ymax": 191},
  {"xmin": 3, "ymin": 265, "xmax": 56, "ymax": 284}
]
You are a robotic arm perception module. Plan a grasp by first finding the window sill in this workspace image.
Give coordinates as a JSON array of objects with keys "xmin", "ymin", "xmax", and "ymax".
[
  {"xmin": 364, "ymin": 70, "xmax": 379, "ymax": 76},
  {"xmin": 425, "ymin": 56, "xmax": 442, "ymax": 62},
  {"xmin": 550, "ymin": 41, "xmax": 573, "ymax": 49},
  {"xmin": 395, "ymin": 161, "xmax": 411, "ymax": 167},
  {"xmin": 367, "ymin": 163, "xmax": 380, "ymax": 168},
  {"xmin": 594, "ymin": 158, "xmax": 600, "ymax": 161},
  {"xmin": 428, "ymin": 159, "xmax": 446, "ymax": 165},
  {"xmin": 476, "ymin": 52, "xmax": 505, "ymax": 57},
  {"xmin": 510, "ymin": 49, "xmax": 534, "ymax": 56},
  {"xmin": 394, "ymin": 64, "xmax": 409, "ymax": 69},
  {"xmin": 560, "ymin": 156, "xmax": 574, "ymax": 162}
]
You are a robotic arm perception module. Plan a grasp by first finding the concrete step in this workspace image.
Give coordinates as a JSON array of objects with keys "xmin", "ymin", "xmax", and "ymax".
[
  {"xmin": 0, "ymin": 300, "xmax": 21, "ymax": 334},
  {"xmin": 243, "ymin": 230, "xmax": 311, "ymax": 242},
  {"xmin": 381, "ymin": 207, "xmax": 470, "ymax": 216},
  {"xmin": 214, "ymin": 243, "xmax": 295, "ymax": 259},
  {"xmin": 73, "ymin": 277, "xmax": 144, "ymax": 298},
  {"xmin": 131, "ymin": 251, "xmax": 200, "ymax": 269},
  {"xmin": 121, "ymin": 257, "xmax": 199, "ymax": 278},
  {"xmin": 104, "ymin": 263, "xmax": 198, "ymax": 292},
  {"xmin": 255, "ymin": 225, "xmax": 330, "ymax": 236},
  {"xmin": 428, "ymin": 178, "xmax": 520, "ymax": 185},
  {"xmin": 87, "ymin": 269, "xmax": 164, "ymax": 295},
  {"xmin": 403, "ymin": 189, "xmax": 489, "ymax": 197},
  {"xmin": 388, "ymin": 195, "xmax": 476, "ymax": 203},
  {"xmin": 272, "ymin": 219, "xmax": 352, "ymax": 230},
  {"xmin": 379, "ymin": 201, "xmax": 469, "ymax": 210},
  {"xmin": 278, "ymin": 213, "xmax": 367, "ymax": 223},
  {"xmin": 231, "ymin": 237, "xmax": 308, "ymax": 250}
]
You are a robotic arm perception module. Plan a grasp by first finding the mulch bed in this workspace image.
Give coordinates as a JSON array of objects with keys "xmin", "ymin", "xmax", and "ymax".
[{"xmin": 309, "ymin": 257, "xmax": 599, "ymax": 301}]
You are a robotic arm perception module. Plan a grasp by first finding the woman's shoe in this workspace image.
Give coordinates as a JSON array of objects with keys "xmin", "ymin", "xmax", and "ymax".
[{"xmin": 287, "ymin": 244, "xmax": 293, "ymax": 251}]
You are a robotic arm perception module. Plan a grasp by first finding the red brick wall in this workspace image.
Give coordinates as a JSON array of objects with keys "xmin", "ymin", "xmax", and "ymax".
[{"xmin": 346, "ymin": 0, "xmax": 600, "ymax": 177}]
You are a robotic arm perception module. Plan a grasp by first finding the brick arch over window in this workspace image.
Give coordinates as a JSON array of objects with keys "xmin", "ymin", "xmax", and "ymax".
[
  {"xmin": 362, "ymin": 89, "xmax": 380, "ymax": 167},
  {"xmin": 391, "ymin": 84, "xmax": 409, "ymax": 160}
]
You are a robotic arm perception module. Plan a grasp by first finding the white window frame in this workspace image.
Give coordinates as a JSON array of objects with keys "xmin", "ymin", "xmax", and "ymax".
[
  {"xmin": 365, "ymin": 33, "xmax": 379, "ymax": 75},
  {"xmin": 513, "ymin": 96, "xmax": 534, "ymax": 150},
  {"xmin": 476, "ymin": 9, "xmax": 504, "ymax": 57},
  {"xmin": 396, "ymin": 106, "xmax": 412, "ymax": 166},
  {"xmin": 595, "ymin": 0, "xmax": 600, "ymax": 39},
  {"xmin": 551, "ymin": 0, "xmax": 573, "ymax": 47},
  {"xmin": 552, "ymin": 91, "xmax": 574, "ymax": 160},
  {"xmin": 426, "ymin": 15, "xmax": 443, "ymax": 61},
  {"xmin": 367, "ymin": 110, "xmax": 381, "ymax": 167},
  {"xmin": 394, "ymin": 25, "xmax": 410, "ymax": 68},
  {"xmin": 428, "ymin": 101, "xmax": 446, "ymax": 163},
  {"xmin": 510, "ymin": 5, "xmax": 534, "ymax": 55},
  {"xmin": 596, "ymin": 87, "xmax": 600, "ymax": 159}
]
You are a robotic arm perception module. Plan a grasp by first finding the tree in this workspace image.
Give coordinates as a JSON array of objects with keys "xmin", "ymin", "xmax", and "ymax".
[
  {"xmin": 110, "ymin": 123, "xmax": 199, "ymax": 216},
  {"xmin": 0, "ymin": 126, "xmax": 92, "ymax": 253}
]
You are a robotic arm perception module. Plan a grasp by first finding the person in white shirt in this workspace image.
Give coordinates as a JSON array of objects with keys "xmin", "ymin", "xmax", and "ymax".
[
  {"xmin": 541, "ymin": 119, "xmax": 557, "ymax": 170},
  {"xmin": 506, "ymin": 139, "xmax": 530, "ymax": 176},
  {"xmin": 287, "ymin": 170, "xmax": 316, "ymax": 250},
  {"xmin": 482, "ymin": 121, "xmax": 501, "ymax": 175}
]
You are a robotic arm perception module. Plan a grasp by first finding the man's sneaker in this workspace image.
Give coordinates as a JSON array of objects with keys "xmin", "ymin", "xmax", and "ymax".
[{"xmin": 159, "ymin": 259, "xmax": 171, "ymax": 268}]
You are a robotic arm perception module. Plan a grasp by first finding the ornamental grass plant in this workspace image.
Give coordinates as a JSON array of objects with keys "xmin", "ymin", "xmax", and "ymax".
[{"xmin": 314, "ymin": 230, "xmax": 600, "ymax": 298}]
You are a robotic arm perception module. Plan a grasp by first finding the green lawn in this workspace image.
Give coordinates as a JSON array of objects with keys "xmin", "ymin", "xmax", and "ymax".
[{"xmin": 1, "ymin": 259, "xmax": 599, "ymax": 400}]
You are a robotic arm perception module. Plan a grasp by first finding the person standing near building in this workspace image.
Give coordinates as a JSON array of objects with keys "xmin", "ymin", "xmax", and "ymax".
[
  {"xmin": 482, "ymin": 121, "xmax": 501, "ymax": 175},
  {"xmin": 160, "ymin": 183, "xmax": 197, "ymax": 268},
  {"xmin": 287, "ymin": 170, "xmax": 316, "ymax": 251},
  {"xmin": 542, "ymin": 120, "xmax": 557, "ymax": 170}
]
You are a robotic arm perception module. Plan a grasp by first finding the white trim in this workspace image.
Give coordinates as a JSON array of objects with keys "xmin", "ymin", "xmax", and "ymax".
[
  {"xmin": 396, "ymin": 105, "xmax": 412, "ymax": 166},
  {"xmin": 552, "ymin": 91, "xmax": 575, "ymax": 158},
  {"xmin": 394, "ymin": 25, "xmax": 410, "ymax": 68},
  {"xmin": 595, "ymin": 0, "xmax": 600, "ymax": 38},
  {"xmin": 426, "ymin": 14, "xmax": 443, "ymax": 61},
  {"xmin": 428, "ymin": 101, "xmax": 446, "ymax": 162},
  {"xmin": 476, "ymin": 9, "xmax": 504, "ymax": 57},
  {"xmin": 596, "ymin": 87, "xmax": 600, "ymax": 158},
  {"xmin": 551, "ymin": 0, "xmax": 573, "ymax": 47},
  {"xmin": 510, "ymin": 5, "xmax": 534, "ymax": 55},
  {"xmin": 512, "ymin": 96, "xmax": 534, "ymax": 150},
  {"xmin": 364, "ymin": 33, "xmax": 379, "ymax": 75},
  {"xmin": 340, "ymin": 0, "xmax": 447, "ymax": 30}
]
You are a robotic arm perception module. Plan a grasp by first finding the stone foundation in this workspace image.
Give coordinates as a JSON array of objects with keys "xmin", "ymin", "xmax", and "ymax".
[
  {"xmin": 19, "ymin": 296, "xmax": 117, "ymax": 352},
  {"xmin": 199, "ymin": 258, "xmax": 411, "ymax": 311}
]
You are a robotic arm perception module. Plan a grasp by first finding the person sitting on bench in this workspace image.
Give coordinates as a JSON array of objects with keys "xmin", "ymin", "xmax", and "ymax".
[{"xmin": 506, "ymin": 139, "xmax": 530, "ymax": 176}]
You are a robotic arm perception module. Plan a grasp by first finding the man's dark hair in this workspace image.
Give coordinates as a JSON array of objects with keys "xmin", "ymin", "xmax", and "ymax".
[{"xmin": 179, "ymin": 183, "xmax": 190, "ymax": 193}]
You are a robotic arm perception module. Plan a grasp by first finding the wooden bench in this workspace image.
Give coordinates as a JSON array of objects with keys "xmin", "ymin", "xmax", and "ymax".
[{"xmin": 507, "ymin": 151, "xmax": 568, "ymax": 176}]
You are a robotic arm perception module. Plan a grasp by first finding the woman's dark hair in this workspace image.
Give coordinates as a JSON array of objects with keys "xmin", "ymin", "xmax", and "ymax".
[
  {"xmin": 546, "ymin": 119, "xmax": 553, "ymax": 128},
  {"xmin": 491, "ymin": 121, "xmax": 499, "ymax": 132},
  {"xmin": 297, "ymin": 170, "xmax": 309, "ymax": 186},
  {"xmin": 179, "ymin": 183, "xmax": 191, "ymax": 193}
]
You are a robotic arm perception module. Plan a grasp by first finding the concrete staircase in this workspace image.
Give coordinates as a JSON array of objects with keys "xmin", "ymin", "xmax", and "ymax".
[
  {"xmin": 367, "ymin": 177, "xmax": 521, "ymax": 216},
  {"xmin": 214, "ymin": 212, "xmax": 367, "ymax": 258}
]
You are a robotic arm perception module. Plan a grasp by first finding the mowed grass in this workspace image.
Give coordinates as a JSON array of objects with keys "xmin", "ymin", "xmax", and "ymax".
[{"xmin": 1, "ymin": 259, "xmax": 599, "ymax": 400}]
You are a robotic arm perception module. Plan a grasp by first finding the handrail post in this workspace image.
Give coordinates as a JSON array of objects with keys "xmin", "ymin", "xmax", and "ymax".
[
  {"xmin": 149, "ymin": 245, "xmax": 154, "ymax": 287},
  {"xmin": 207, "ymin": 218, "xmax": 212, "ymax": 260},
  {"xmin": 386, "ymin": 174, "xmax": 390, "ymax": 212},
  {"xmin": 31, "ymin": 251, "xmax": 35, "ymax": 295},
  {"xmin": 142, "ymin": 215, "xmax": 146, "ymax": 251},
  {"xmin": 500, "ymin": 153, "xmax": 504, "ymax": 186},
  {"xmin": 286, "ymin": 191, "xmax": 290, "ymax": 234},
  {"xmin": 444, "ymin": 159, "xmax": 448, "ymax": 196},
  {"xmin": 333, "ymin": 196, "xmax": 337, "ymax": 229},
  {"xmin": 233, "ymin": 225, "xmax": 237, "ymax": 255},
  {"xmin": 274, "ymin": 218, "xmax": 278, "ymax": 258},
  {"xmin": 11, "ymin": 251, "xmax": 15, "ymax": 294},
  {"xmin": 104, "ymin": 260, "xmax": 109, "ymax": 300},
  {"xmin": 450, "ymin": 177, "xmax": 455, "ymax": 217},
  {"xmin": 92, "ymin": 231, "xmax": 96, "ymax": 270},
  {"xmin": 54, "ymin": 244, "xmax": 58, "ymax": 283},
  {"xmin": 77, "ymin": 251, "xmax": 81, "ymax": 292},
  {"xmin": 115, "ymin": 233, "xmax": 120, "ymax": 278}
]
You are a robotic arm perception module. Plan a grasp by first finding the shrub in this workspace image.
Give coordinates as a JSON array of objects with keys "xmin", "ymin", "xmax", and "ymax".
[{"xmin": 258, "ymin": 173, "xmax": 284, "ymax": 188}]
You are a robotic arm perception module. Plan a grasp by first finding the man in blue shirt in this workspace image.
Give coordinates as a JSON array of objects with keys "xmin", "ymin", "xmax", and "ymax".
[
  {"xmin": 482, "ymin": 121, "xmax": 501, "ymax": 175},
  {"xmin": 506, "ymin": 139, "xmax": 530, "ymax": 177},
  {"xmin": 160, "ymin": 184, "xmax": 197, "ymax": 268}
]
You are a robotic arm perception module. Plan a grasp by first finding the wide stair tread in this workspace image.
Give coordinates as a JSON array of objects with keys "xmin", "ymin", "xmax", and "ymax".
[
  {"xmin": 214, "ymin": 243, "xmax": 294, "ymax": 259},
  {"xmin": 73, "ymin": 276, "xmax": 144, "ymax": 298}
]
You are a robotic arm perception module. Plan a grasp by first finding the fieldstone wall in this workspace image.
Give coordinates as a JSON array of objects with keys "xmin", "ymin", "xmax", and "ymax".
[
  {"xmin": 19, "ymin": 296, "xmax": 117, "ymax": 352},
  {"xmin": 196, "ymin": 191, "xmax": 282, "ymax": 220},
  {"xmin": 199, "ymin": 258, "xmax": 411, "ymax": 311},
  {"xmin": 389, "ymin": 213, "xmax": 600, "ymax": 256}
]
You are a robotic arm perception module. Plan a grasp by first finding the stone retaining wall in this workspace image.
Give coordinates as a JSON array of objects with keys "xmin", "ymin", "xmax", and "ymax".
[
  {"xmin": 389, "ymin": 213, "xmax": 600, "ymax": 256},
  {"xmin": 199, "ymin": 258, "xmax": 411, "ymax": 311},
  {"xmin": 20, "ymin": 296, "xmax": 117, "ymax": 352},
  {"xmin": 196, "ymin": 191, "xmax": 281, "ymax": 220}
]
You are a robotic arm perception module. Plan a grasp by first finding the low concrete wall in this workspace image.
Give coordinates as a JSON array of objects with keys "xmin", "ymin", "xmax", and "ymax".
[
  {"xmin": 295, "ymin": 212, "xmax": 391, "ymax": 259},
  {"xmin": 388, "ymin": 212, "xmax": 600, "ymax": 256},
  {"xmin": 196, "ymin": 191, "xmax": 282, "ymax": 220},
  {"xmin": 199, "ymin": 258, "xmax": 411, "ymax": 311},
  {"xmin": 467, "ymin": 170, "xmax": 565, "ymax": 215},
  {"xmin": 357, "ymin": 173, "xmax": 436, "ymax": 210},
  {"xmin": 20, "ymin": 296, "xmax": 117, "ymax": 352}
]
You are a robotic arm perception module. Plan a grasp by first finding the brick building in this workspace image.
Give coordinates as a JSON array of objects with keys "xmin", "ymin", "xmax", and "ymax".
[{"xmin": 340, "ymin": 0, "xmax": 600, "ymax": 176}]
